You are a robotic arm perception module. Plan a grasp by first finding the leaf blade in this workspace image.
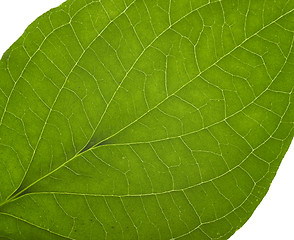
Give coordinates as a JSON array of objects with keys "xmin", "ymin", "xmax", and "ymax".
[{"xmin": 0, "ymin": 0, "xmax": 293, "ymax": 239}]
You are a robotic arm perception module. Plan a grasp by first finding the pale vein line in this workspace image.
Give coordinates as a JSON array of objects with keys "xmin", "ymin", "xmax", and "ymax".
[
  {"xmin": 7, "ymin": 7, "xmax": 294, "ymax": 202},
  {"xmin": 0, "ymin": 212, "xmax": 73, "ymax": 240},
  {"xmin": 5, "ymin": 0, "xmax": 137, "ymax": 200},
  {"xmin": 94, "ymin": 8, "xmax": 294, "ymax": 146}
]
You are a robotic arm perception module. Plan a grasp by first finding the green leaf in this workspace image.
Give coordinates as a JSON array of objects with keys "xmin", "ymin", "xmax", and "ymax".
[{"xmin": 0, "ymin": 0, "xmax": 293, "ymax": 239}]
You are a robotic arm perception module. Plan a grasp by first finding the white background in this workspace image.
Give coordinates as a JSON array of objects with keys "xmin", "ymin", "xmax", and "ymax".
[{"xmin": 0, "ymin": 1, "xmax": 293, "ymax": 239}]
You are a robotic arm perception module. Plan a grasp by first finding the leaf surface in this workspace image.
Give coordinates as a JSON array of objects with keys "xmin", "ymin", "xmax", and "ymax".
[{"xmin": 0, "ymin": 0, "xmax": 294, "ymax": 239}]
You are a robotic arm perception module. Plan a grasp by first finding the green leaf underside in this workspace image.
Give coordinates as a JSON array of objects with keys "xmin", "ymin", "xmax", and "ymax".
[{"xmin": 0, "ymin": 0, "xmax": 293, "ymax": 239}]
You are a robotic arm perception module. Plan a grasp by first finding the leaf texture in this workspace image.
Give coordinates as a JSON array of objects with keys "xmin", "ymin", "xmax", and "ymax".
[{"xmin": 0, "ymin": 0, "xmax": 294, "ymax": 239}]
